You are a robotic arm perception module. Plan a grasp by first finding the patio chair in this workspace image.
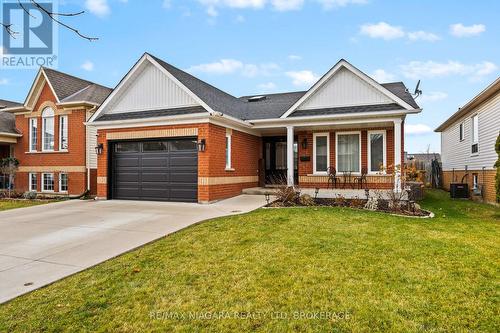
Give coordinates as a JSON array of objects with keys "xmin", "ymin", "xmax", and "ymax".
[
  {"xmin": 354, "ymin": 168, "xmax": 368, "ymax": 189},
  {"xmin": 327, "ymin": 167, "xmax": 340, "ymax": 189},
  {"xmin": 342, "ymin": 171, "xmax": 353, "ymax": 189}
]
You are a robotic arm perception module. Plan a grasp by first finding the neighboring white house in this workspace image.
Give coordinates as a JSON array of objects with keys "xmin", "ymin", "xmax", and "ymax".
[{"xmin": 435, "ymin": 77, "xmax": 500, "ymax": 204}]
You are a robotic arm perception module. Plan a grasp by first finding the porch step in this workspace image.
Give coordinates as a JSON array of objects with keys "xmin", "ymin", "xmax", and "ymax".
[{"xmin": 242, "ymin": 187, "xmax": 278, "ymax": 195}]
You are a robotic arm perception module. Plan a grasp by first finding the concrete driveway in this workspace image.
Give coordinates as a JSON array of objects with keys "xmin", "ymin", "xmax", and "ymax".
[{"xmin": 0, "ymin": 195, "xmax": 266, "ymax": 304}]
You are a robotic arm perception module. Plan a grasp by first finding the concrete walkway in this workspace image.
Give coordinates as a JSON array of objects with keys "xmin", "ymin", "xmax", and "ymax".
[{"xmin": 0, "ymin": 195, "xmax": 266, "ymax": 304}]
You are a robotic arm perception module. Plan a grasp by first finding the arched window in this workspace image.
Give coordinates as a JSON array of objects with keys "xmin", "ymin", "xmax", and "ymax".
[{"xmin": 42, "ymin": 107, "xmax": 55, "ymax": 151}]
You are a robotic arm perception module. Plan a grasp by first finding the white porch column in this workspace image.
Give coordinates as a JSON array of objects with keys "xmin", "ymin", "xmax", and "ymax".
[
  {"xmin": 393, "ymin": 118, "xmax": 402, "ymax": 192},
  {"xmin": 286, "ymin": 126, "xmax": 294, "ymax": 187}
]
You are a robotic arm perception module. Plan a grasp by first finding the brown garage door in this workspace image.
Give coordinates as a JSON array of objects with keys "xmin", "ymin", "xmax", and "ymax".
[{"xmin": 111, "ymin": 138, "xmax": 198, "ymax": 202}]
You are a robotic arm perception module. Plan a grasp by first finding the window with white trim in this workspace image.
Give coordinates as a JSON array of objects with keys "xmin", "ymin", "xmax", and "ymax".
[
  {"xmin": 472, "ymin": 174, "xmax": 478, "ymax": 190},
  {"xmin": 29, "ymin": 173, "xmax": 37, "ymax": 192},
  {"xmin": 459, "ymin": 122, "xmax": 464, "ymax": 141},
  {"xmin": 471, "ymin": 114, "xmax": 479, "ymax": 154},
  {"xmin": 59, "ymin": 173, "xmax": 68, "ymax": 192},
  {"xmin": 336, "ymin": 132, "xmax": 361, "ymax": 173},
  {"xmin": 42, "ymin": 173, "xmax": 54, "ymax": 192},
  {"xmin": 368, "ymin": 131, "xmax": 386, "ymax": 173},
  {"xmin": 29, "ymin": 118, "xmax": 38, "ymax": 152},
  {"xmin": 59, "ymin": 115, "xmax": 68, "ymax": 150},
  {"xmin": 225, "ymin": 130, "xmax": 232, "ymax": 169},
  {"xmin": 313, "ymin": 133, "xmax": 329, "ymax": 174},
  {"xmin": 42, "ymin": 107, "xmax": 55, "ymax": 151}
]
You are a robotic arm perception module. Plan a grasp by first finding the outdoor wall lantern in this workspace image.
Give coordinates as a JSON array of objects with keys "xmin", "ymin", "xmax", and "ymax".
[
  {"xmin": 197, "ymin": 139, "xmax": 206, "ymax": 152},
  {"xmin": 95, "ymin": 143, "xmax": 104, "ymax": 155},
  {"xmin": 301, "ymin": 138, "xmax": 308, "ymax": 149}
]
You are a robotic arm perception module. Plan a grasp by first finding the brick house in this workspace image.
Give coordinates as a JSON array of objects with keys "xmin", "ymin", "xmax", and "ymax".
[
  {"xmin": 2, "ymin": 68, "xmax": 111, "ymax": 195},
  {"xmin": 436, "ymin": 77, "xmax": 499, "ymax": 204},
  {"xmin": 88, "ymin": 53, "xmax": 421, "ymax": 203}
]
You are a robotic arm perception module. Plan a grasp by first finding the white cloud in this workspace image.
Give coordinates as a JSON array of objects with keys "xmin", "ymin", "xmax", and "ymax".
[
  {"xmin": 85, "ymin": 0, "xmax": 110, "ymax": 17},
  {"xmin": 406, "ymin": 124, "xmax": 432, "ymax": 135},
  {"xmin": 258, "ymin": 82, "xmax": 277, "ymax": 90},
  {"xmin": 162, "ymin": 0, "xmax": 172, "ymax": 9},
  {"xmin": 407, "ymin": 30, "xmax": 440, "ymax": 42},
  {"xmin": 360, "ymin": 22, "xmax": 405, "ymax": 40},
  {"xmin": 81, "ymin": 60, "xmax": 94, "ymax": 71},
  {"xmin": 197, "ymin": 0, "xmax": 266, "ymax": 10},
  {"xmin": 288, "ymin": 54, "xmax": 302, "ymax": 61},
  {"xmin": 286, "ymin": 70, "xmax": 319, "ymax": 86},
  {"xmin": 450, "ymin": 23, "xmax": 486, "ymax": 37},
  {"xmin": 371, "ymin": 69, "xmax": 395, "ymax": 83},
  {"xmin": 419, "ymin": 91, "xmax": 448, "ymax": 103},
  {"xmin": 188, "ymin": 59, "xmax": 279, "ymax": 77},
  {"xmin": 318, "ymin": 0, "xmax": 368, "ymax": 10},
  {"xmin": 271, "ymin": 0, "xmax": 304, "ymax": 11},
  {"xmin": 0, "ymin": 78, "xmax": 8, "ymax": 85},
  {"xmin": 401, "ymin": 60, "xmax": 498, "ymax": 80}
]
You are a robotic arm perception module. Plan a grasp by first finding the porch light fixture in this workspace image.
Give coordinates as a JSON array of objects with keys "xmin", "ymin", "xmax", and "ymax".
[
  {"xmin": 197, "ymin": 139, "xmax": 206, "ymax": 152},
  {"xmin": 301, "ymin": 138, "xmax": 308, "ymax": 149},
  {"xmin": 95, "ymin": 143, "xmax": 104, "ymax": 155}
]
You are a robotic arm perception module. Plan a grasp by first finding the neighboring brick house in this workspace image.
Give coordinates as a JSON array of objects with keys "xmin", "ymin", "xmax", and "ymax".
[
  {"xmin": 2, "ymin": 68, "xmax": 111, "ymax": 196},
  {"xmin": 436, "ymin": 77, "xmax": 500, "ymax": 204},
  {"xmin": 88, "ymin": 53, "xmax": 421, "ymax": 203}
]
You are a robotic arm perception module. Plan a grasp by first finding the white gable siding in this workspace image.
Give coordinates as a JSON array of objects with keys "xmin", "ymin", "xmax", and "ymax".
[
  {"xmin": 441, "ymin": 91, "xmax": 500, "ymax": 171},
  {"xmin": 106, "ymin": 62, "xmax": 198, "ymax": 114},
  {"xmin": 298, "ymin": 67, "xmax": 393, "ymax": 110}
]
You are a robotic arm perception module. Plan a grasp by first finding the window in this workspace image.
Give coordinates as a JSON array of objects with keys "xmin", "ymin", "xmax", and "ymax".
[
  {"xmin": 336, "ymin": 132, "xmax": 361, "ymax": 173},
  {"xmin": 59, "ymin": 173, "xmax": 68, "ymax": 192},
  {"xmin": 59, "ymin": 115, "xmax": 68, "ymax": 150},
  {"xmin": 225, "ymin": 130, "xmax": 232, "ymax": 169},
  {"xmin": 313, "ymin": 133, "xmax": 329, "ymax": 174},
  {"xmin": 275, "ymin": 142, "xmax": 287, "ymax": 170},
  {"xmin": 368, "ymin": 131, "xmax": 386, "ymax": 173},
  {"xmin": 42, "ymin": 107, "xmax": 55, "ymax": 151},
  {"xmin": 143, "ymin": 141, "xmax": 167, "ymax": 152},
  {"xmin": 471, "ymin": 115, "xmax": 479, "ymax": 154},
  {"xmin": 170, "ymin": 140, "xmax": 197, "ymax": 151},
  {"xmin": 115, "ymin": 142, "xmax": 140, "ymax": 152},
  {"xmin": 459, "ymin": 122, "xmax": 464, "ymax": 141},
  {"xmin": 29, "ymin": 118, "xmax": 38, "ymax": 151},
  {"xmin": 29, "ymin": 173, "xmax": 37, "ymax": 192},
  {"xmin": 472, "ymin": 174, "xmax": 478, "ymax": 190},
  {"xmin": 42, "ymin": 173, "xmax": 54, "ymax": 192}
]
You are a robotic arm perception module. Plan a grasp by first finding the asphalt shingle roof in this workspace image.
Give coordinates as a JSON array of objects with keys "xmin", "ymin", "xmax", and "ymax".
[
  {"xmin": 95, "ymin": 106, "xmax": 206, "ymax": 122},
  {"xmin": 43, "ymin": 68, "xmax": 112, "ymax": 104},
  {"xmin": 0, "ymin": 99, "xmax": 21, "ymax": 134},
  {"xmin": 289, "ymin": 103, "xmax": 405, "ymax": 118},
  {"xmin": 100, "ymin": 54, "xmax": 420, "ymax": 122}
]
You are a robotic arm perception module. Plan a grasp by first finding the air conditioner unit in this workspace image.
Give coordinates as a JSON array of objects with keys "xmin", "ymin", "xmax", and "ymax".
[{"xmin": 450, "ymin": 183, "xmax": 469, "ymax": 199}]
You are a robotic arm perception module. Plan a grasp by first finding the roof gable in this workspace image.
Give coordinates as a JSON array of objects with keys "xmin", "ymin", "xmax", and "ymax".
[{"xmin": 280, "ymin": 60, "xmax": 417, "ymax": 118}]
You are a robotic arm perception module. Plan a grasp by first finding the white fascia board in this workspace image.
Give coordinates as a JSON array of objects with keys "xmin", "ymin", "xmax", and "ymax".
[
  {"xmin": 0, "ymin": 132, "xmax": 23, "ymax": 137},
  {"xmin": 280, "ymin": 60, "xmax": 416, "ymax": 118},
  {"xmin": 252, "ymin": 117, "xmax": 402, "ymax": 129},
  {"xmin": 85, "ymin": 113, "xmax": 209, "ymax": 128}
]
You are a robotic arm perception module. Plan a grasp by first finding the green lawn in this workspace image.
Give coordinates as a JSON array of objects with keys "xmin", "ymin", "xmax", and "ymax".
[
  {"xmin": 0, "ymin": 190, "xmax": 498, "ymax": 332},
  {"xmin": 0, "ymin": 199, "xmax": 53, "ymax": 211}
]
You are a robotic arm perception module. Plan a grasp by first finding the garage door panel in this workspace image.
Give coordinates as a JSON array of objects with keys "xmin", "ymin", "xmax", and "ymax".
[{"xmin": 112, "ymin": 138, "xmax": 198, "ymax": 202}]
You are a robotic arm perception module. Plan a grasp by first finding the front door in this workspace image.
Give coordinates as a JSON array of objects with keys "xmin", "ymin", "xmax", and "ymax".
[{"xmin": 263, "ymin": 137, "xmax": 298, "ymax": 185}]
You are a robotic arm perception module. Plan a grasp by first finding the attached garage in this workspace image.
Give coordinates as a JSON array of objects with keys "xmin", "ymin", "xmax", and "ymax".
[{"xmin": 110, "ymin": 138, "xmax": 198, "ymax": 202}]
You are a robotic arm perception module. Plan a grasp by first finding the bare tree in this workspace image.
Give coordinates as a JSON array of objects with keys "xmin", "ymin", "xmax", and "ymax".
[{"xmin": 1, "ymin": 0, "xmax": 97, "ymax": 41}]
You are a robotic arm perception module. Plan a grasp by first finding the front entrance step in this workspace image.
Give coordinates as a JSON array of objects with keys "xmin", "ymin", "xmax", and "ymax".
[{"xmin": 242, "ymin": 187, "xmax": 278, "ymax": 195}]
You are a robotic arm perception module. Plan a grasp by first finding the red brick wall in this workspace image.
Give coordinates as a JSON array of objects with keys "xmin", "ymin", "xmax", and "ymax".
[
  {"xmin": 96, "ymin": 123, "xmax": 261, "ymax": 203},
  {"xmin": 12, "ymin": 82, "xmax": 93, "ymax": 195}
]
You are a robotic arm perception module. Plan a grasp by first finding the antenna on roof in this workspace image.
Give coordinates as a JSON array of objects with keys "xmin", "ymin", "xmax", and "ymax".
[{"xmin": 412, "ymin": 80, "xmax": 422, "ymax": 98}]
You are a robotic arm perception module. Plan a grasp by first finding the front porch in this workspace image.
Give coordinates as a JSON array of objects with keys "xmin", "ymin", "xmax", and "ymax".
[
  {"xmin": 255, "ymin": 117, "xmax": 404, "ymax": 192},
  {"xmin": 0, "ymin": 143, "xmax": 15, "ymax": 190},
  {"xmin": 243, "ymin": 187, "xmax": 398, "ymax": 199}
]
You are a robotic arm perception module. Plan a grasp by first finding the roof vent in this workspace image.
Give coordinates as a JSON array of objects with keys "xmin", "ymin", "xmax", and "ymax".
[{"xmin": 247, "ymin": 95, "xmax": 266, "ymax": 102}]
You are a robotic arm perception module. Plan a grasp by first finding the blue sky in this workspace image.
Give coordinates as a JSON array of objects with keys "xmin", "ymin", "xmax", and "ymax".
[{"xmin": 1, "ymin": 0, "xmax": 499, "ymax": 153}]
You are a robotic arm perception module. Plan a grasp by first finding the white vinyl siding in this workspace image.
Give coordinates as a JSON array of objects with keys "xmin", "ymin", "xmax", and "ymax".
[
  {"xmin": 106, "ymin": 61, "xmax": 198, "ymax": 114},
  {"xmin": 441, "ymin": 91, "xmax": 500, "ymax": 171},
  {"xmin": 298, "ymin": 67, "xmax": 392, "ymax": 110},
  {"xmin": 86, "ymin": 110, "xmax": 98, "ymax": 169}
]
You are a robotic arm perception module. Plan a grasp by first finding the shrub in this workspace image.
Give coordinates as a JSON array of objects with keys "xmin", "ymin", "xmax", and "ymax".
[
  {"xmin": 350, "ymin": 197, "xmax": 366, "ymax": 209},
  {"xmin": 299, "ymin": 194, "xmax": 315, "ymax": 206},
  {"xmin": 334, "ymin": 194, "xmax": 347, "ymax": 207},
  {"xmin": 495, "ymin": 133, "xmax": 500, "ymax": 203},
  {"xmin": 275, "ymin": 185, "xmax": 297, "ymax": 206},
  {"xmin": 23, "ymin": 191, "xmax": 37, "ymax": 200}
]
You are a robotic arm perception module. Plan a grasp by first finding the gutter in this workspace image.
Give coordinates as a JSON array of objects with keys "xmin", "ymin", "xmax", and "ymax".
[{"xmin": 0, "ymin": 132, "xmax": 22, "ymax": 137}]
